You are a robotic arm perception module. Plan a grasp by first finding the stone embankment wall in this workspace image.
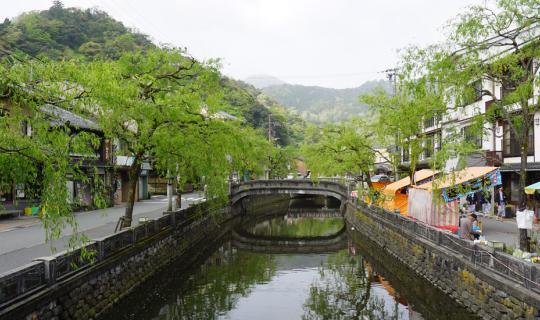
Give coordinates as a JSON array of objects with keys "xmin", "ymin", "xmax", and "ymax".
[
  {"xmin": 0, "ymin": 204, "xmax": 235, "ymax": 320},
  {"xmin": 347, "ymin": 202, "xmax": 540, "ymax": 320},
  {"xmin": 0, "ymin": 195, "xmax": 289, "ymax": 320}
]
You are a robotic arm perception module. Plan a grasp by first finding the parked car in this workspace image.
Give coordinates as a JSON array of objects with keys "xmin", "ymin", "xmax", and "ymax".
[{"xmin": 371, "ymin": 174, "xmax": 391, "ymax": 183}]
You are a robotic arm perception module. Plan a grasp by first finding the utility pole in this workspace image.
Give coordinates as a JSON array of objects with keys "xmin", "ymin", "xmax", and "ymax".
[
  {"xmin": 385, "ymin": 68, "xmax": 399, "ymax": 182},
  {"xmin": 268, "ymin": 113, "xmax": 273, "ymax": 143},
  {"xmin": 265, "ymin": 113, "xmax": 273, "ymax": 180}
]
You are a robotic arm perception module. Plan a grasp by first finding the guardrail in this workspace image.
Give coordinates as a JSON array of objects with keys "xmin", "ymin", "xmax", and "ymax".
[
  {"xmin": 355, "ymin": 201, "xmax": 540, "ymax": 293},
  {"xmin": 230, "ymin": 179, "xmax": 349, "ymax": 203},
  {"xmin": 0, "ymin": 202, "xmax": 212, "ymax": 309}
]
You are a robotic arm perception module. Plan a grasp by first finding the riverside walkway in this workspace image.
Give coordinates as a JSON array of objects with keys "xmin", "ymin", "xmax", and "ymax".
[{"xmin": 0, "ymin": 193, "xmax": 203, "ymax": 273}]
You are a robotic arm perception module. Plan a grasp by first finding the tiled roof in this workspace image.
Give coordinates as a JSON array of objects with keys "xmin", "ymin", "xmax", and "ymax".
[{"xmin": 40, "ymin": 104, "xmax": 101, "ymax": 131}]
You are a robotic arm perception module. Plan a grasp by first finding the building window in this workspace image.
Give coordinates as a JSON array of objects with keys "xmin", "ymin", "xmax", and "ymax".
[
  {"xmin": 423, "ymin": 113, "xmax": 442, "ymax": 129},
  {"xmin": 461, "ymin": 80, "xmax": 483, "ymax": 106},
  {"xmin": 402, "ymin": 144, "xmax": 410, "ymax": 163},
  {"xmin": 462, "ymin": 125, "xmax": 483, "ymax": 149},
  {"xmin": 435, "ymin": 131, "xmax": 442, "ymax": 152},
  {"xmin": 503, "ymin": 122, "xmax": 534, "ymax": 157},
  {"xmin": 424, "ymin": 134, "xmax": 435, "ymax": 159},
  {"xmin": 424, "ymin": 116, "xmax": 435, "ymax": 129}
]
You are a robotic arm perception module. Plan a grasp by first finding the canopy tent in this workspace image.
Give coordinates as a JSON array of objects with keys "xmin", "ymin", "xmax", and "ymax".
[
  {"xmin": 524, "ymin": 182, "xmax": 540, "ymax": 224},
  {"xmin": 525, "ymin": 182, "xmax": 540, "ymax": 195},
  {"xmin": 381, "ymin": 169, "xmax": 437, "ymax": 215},
  {"xmin": 409, "ymin": 167, "xmax": 501, "ymax": 226}
]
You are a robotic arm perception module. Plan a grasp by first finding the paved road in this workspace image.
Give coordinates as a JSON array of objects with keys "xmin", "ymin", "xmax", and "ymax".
[
  {"xmin": 0, "ymin": 192, "xmax": 204, "ymax": 273},
  {"xmin": 479, "ymin": 216, "xmax": 519, "ymax": 247},
  {"xmin": 476, "ymin": 215, "xmax": 540, "ymax": 249}
]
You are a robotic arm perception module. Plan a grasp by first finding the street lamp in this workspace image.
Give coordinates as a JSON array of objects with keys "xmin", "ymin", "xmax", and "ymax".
[
  {"xmin": 166, "ymin": 171, "xmax": 174, "ymax": 212},
  {"xmin": 345, "ymin": 173, "xmax": 352, "ymax": 198}
]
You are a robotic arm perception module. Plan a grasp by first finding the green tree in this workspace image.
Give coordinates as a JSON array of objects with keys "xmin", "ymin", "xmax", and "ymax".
[
  {"xmin": 419, "ymin": 0, "xmax": 540, "ymax": 249},
  {"xmin": 302, "ymin": 118, "xmax": 377, "ymax": 190},
  {"xmin": 0, "ymin": 3, "xmax": 154, "ymax": 60},
  {"xmin": 0, "ymin": 56, "xmax": 105, "ymax": 246},
  {"xmin": 74, "ymin": 48, "xmax": 267, "ymax": 227},
  {"xmin": 360, "ymin": 77, "xmax": 446, "ymax": 183}
]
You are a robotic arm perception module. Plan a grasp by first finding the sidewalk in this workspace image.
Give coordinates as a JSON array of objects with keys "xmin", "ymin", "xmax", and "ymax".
[
  {"xmin": 0, "ymin": 192, "xmax": 204, "ymax": 273},
  {"xmin": 477, "ymin": 214, "xmax": 540, "ymax": 249}
]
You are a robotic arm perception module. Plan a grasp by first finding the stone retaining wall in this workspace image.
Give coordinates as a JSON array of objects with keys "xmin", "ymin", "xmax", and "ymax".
[
  {"xmin": 347, "ymin": 202, "xmax": 540, "ymax": 320},
  {"xmin": 0, "ymin": 203, "xmax": 237, "ymax": 320},
  {"xmin": 0, "ymin": 194, "xmax": 293, "ymax": 320}
]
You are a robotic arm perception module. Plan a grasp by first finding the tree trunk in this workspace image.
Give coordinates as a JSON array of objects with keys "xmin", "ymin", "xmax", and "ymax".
[
  {"xmin": 122, "ymin": 156, "xmax": 142, "ymax": 228},
  {"xmin": 365, "ymin": 172, "xmax": 373, "ymax": 189},
  {"xmin": 518, "ymin": 129, "xmax": 529, "ymax": 251}
]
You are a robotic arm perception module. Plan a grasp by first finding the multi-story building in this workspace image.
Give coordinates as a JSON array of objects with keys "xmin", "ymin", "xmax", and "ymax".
[{"xmin": 400, "ymin": 68, "xmax": 540, "ymax": 205}]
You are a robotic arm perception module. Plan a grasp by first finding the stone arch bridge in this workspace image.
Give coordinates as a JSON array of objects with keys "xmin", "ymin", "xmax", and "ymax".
[{"xmin": 230, "ymin": 179, "xmax": 349, "ymax": 211}]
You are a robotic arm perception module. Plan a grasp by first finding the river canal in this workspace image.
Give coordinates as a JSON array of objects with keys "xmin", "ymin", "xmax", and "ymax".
[{"xmin": 100, "ymin": 212, "xmax": 477, "ymax": 320}]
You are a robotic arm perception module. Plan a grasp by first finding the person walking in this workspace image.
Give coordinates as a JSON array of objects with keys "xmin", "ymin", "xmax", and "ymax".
[{"xmin": 495, "ymin": 187, "xmax": 506, "ymax": 221}]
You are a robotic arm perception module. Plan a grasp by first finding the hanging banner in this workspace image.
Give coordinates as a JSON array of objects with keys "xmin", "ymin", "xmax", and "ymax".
[{"xmin": 441, "ymin": 169, "xmax": 502, "ymax": 203}]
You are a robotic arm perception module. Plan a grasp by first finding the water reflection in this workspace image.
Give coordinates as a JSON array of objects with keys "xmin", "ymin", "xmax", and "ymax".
[
  {"xmin": 99, "ymin": 216, "xmax": 476, "ymax": 320},
  {"xmin": 247, "ymin": 216, "xmax": 345, "ymax": 237},
  {"xmin": 303, "ymin": 249, "xmax": 408, "ymax": 320}
]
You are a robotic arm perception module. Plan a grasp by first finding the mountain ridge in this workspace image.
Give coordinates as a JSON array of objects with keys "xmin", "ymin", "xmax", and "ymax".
[
  {"xmin": 243, "ymin": 75, "xmax": 286, "ymax": 89},
  {"xmin": 257, "ymin": 79, "xmax": 391, "ymax": 123}
]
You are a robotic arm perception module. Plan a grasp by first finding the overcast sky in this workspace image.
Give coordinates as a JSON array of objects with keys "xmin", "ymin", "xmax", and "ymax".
[{"xmin": 3, "ymin": 0, "xmax": 485, "ymax": 88}]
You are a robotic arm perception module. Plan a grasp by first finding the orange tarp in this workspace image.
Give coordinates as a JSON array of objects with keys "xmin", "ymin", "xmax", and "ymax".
[
  {"xmin": 382, "ymin": 169, "xmax": 437, "ymax": 215},
  {"xmin": 383, "ymin": 169, "xmax": 437, "ymax": 194},
  {"xmin": 372, "ymin": 181, "xmax": 390, "ymax": 191}
]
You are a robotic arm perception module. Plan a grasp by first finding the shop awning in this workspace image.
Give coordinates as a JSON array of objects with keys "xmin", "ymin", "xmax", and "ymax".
[
  {"xmin": 525, "ymin": 182, "xmax": 540, "ymax": 195},
  {"xmin": 383, "ymin": 169, "xmax": 437, "ymax": 194},
  {"xmin": 416, "ymin": 167, "xmax": 498, "ymax": 190},
  {"xmin": 415, "ymin": 167, "xmax": 501, "ymax": 203}
]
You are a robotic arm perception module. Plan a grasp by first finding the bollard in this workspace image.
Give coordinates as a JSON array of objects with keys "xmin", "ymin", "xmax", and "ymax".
[{"xmin": 33, "ymin": 257, "xmax": 56, "ymax": 285}]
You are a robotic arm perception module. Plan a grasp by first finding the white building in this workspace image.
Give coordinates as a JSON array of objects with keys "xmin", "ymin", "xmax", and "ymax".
[{"xmin": 400, "ymin": 68, "xmax": 540, "ymax": 205}]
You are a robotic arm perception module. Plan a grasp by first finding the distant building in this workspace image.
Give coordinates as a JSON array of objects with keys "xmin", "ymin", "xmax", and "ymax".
[
  {"xmin": 374, "ymin": 148, "xmax": 393, "ymax": 176},
  {"xmin": 0, "ymin": 104, "xmax": 115, "ymax": 215}
]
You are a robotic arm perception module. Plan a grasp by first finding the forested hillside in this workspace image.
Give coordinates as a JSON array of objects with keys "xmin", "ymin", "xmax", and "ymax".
[
  {"xmin": 255, "ymin": 79, "xmax": 392, "ymax": 123},
  {"xmin": 0, "ymin": 1, "xmax": 153, "ymax": 59},
  {"xmin": 0, "ymin": 1, "xmax": 304, "ymax": 146},
  {"xmin": 222, "ymin": 78, "xmax": 305, "ymax": 146}
]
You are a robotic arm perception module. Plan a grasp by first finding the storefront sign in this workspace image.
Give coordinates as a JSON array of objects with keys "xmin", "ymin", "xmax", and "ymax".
[{"xmin": 441, "ymin": 169, "xmax": 502, "ymax": 203}]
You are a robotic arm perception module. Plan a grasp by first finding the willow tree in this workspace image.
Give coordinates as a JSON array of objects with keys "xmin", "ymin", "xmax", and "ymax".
[
  {"xmin": 0, "ymin": 56, "xmax": 106, "ymax": 246},
  {"xmin": 360, "ymin": 76, "xmax": 446, "ymax": 184},
  {"xmin": 442, "ymin": 1, "xmax": 540, "ymax": 206},
  {"xmin": 414, "ymin": 0, "xmax": 540, "ymax": 250},
  {"xmin": 302, "ymin": 118, "xmax": 376, "ymax": 190},
  {"xmin": 74, "ymin": 48, "xmax": 273, "ymax": 227}
]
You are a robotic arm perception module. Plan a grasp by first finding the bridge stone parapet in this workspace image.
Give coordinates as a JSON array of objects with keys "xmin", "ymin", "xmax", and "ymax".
[
  {"xmin": 285, "ymin": 208, "xmax": 342, "ymax": 218},
  {"xmin": 232, "ymin": 227, "xmax": 348, "ymax": 254},
  {"xmin": 230, "ymin": 179, "xmax": 349, "ymax": 207}
]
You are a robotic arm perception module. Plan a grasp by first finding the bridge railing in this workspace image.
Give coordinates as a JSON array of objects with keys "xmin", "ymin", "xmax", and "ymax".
[{"xmin": 231, "ymin": 179, "xmax": 348, "ymax": 199}]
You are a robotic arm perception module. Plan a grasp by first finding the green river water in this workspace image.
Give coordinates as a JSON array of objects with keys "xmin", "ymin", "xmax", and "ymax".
[{"xmin": 100, "ymin": 214, "xmax": 477, "ymax": 320}]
